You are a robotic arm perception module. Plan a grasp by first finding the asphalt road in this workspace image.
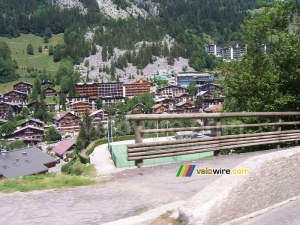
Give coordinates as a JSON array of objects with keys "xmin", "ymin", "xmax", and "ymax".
[{"xmin": 0, "ymin": 150, "xmax": 273, "ymax": 225}]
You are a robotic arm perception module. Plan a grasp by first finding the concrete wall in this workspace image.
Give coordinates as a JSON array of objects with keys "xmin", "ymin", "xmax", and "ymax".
[{"xmin": 178, "ymin": 147, "xmax": 300, "ymax": 225}]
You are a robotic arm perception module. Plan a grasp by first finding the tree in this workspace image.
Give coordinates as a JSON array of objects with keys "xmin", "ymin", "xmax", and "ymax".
[
  {"xmin": 7, "ymin": 141, "xmax": 26, "ymax": 151},
  {"xmin": 0, "ymin": 42, "xmax": 19, "ymax": 83},
  {"xmin": 0, "ymin": 121, "xmax": 16, "ymax": 136},
  {"xmin": 96, "ymin": 98, "xmax": 102, "ymax": 109},
  {"xmin": 78, "ymin": 110, "xmax": 98, "ymax": 147},
  {"xmin": 33, "ymin": 101, "xmax": 48, "ymax": 122},
  {"xmin": 187, "ymin": 82, "xmax": 197, "ymax": 98},
  {"xmin": 7, "ymin": 106, "xmax": 14, "ymax": 121},
  {"xmin": 195, "ymin": 96, "xmax": 203, "ymax": 108},
  {"xmin": 49, "ymin": 45, "xmax": 54, "ymax": 55},
  {"xmin": 27, "ymin": 43, "xmax": 34, "ymax": 55},
  {"xmin": 96, "ymin": 122, "xmax": 106, "ymax": 138},
  {"xmin": 38, "ymin": 45, "xmax": 43, "ymax": 53},
  {"xmin": 44, "ymin": 126, "xmax": 61, "ymax": 142},
  {"xmin": 221, "ymin": 0, "xmax": 300, "ymax": 113}
]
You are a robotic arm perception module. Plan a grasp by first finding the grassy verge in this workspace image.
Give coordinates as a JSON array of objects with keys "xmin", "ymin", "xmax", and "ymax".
[{"xmin": 0, "ymin": 173, "xmax": 95, "ymax": 193}]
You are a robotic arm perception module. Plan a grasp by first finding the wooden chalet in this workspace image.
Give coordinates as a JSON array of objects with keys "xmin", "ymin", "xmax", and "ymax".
[
  {"xmin": 174, "ymin": 93, "xmax": 190, "ymax": 104},
  {"xmin": 152, "ymin": 104, "xmax": 168, "ymax": 114},
  {"xmin": 0, "ymin": 119, "xmax": 7, "ymax": 125},
  {"xmin": 53, "ymin": 111, "xmax": 80, "ymax": 133},
  {"xmin": 13, "ymin": 82, "xmax": 33, "ymax": 94},
  {"xmin": 18, "ymin": 119, "xmax": 45, "ymax": 128},
  {"xmin": 156, "ymin": 85, "xmax": 187, "ymax": 98},
  {"xmin": 44, "ymin": 87, "xmax": 57, "ymax": 97},
  {"xmin": 0, "ymin": 102, "xmax": 22, "ymax": 118},
  {"xmin": 203, "ymin": 98, "xmax": 224, "ymax": 109},
  {"xmin": 196, "ymin": 91, "xmax": 213, "ymax": 100},
  {"xmin": 7, "ymin": 126, "xmax": 44, "ymax": 145},
  {"xmin": 90, "ymin": 109, "xmax": 108, "ymax": 124},
  {"xmin": 175, "ymin": 102, "xmax": 193, "ymax": 110},
  {"xmin": 205, "ymin": 103, "xmax": 223, "ymax": 113},
  {"xmin": 70, "ymin": 101, "xmax": 90, "ymax": 115},
  {"xmin": 124, "ymin": 79, "xmax": 151, "ymax": 97},
  {"xmin": 41, "ymin": 80, "xmax": 53, "ymax": 88},
  {"xmin": 3, "ymin": 90, "xmax": 28, "ymax": 104},
  {"xmin": 197, "ymin": 83, "xmax": 221, "ymax": 93}
]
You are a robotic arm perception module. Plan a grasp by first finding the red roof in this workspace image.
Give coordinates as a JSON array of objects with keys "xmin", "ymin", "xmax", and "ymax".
[{"xmin": 52, "ymin": 140, "xmax": 75, "ymax": 155}]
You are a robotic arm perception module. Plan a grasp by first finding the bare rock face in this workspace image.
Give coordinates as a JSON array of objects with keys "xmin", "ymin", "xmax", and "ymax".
[
  {"xmin": 95, "ymin": 0, "xmax": 148, "ymax": 19},
  {"xmin": 54, "ymin": 0, "xmax": 87, "ymax": 13},
  {"xmin": 75, "ymin": 34, "xmax": 195, "ymax": 83}
]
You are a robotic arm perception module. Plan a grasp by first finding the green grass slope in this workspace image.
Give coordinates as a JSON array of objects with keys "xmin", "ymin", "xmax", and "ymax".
[{"xmin": 0, "ymin": 34, "xmax": 64, "ymax": 93}]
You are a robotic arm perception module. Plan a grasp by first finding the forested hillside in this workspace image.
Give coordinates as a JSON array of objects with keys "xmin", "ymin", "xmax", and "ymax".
[{"xmin": 0, "ymin": 0, "xmax": 260, "ymax": 83}]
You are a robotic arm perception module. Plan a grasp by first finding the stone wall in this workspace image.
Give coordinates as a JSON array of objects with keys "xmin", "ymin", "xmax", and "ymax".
[{"xmin": 178, "ymin": 147, "xmax": 300, "ymax": 225}]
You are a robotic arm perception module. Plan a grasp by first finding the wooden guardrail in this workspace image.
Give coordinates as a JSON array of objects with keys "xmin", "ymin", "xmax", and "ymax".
[{"xmin": 126, "ymin": 112, "xmax": 300, "ymax": 167}]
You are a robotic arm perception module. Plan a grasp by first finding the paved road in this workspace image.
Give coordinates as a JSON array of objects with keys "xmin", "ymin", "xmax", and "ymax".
[
  {"xmin": 242, "ymin": 197, "xmax": 300, "ymax": 225},
  {"xmin": 0, "ymin": 150, "xmax": 274, "ymax": 225}
]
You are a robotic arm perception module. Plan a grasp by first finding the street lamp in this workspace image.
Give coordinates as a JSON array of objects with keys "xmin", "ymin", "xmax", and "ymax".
[{"xmin": 110, "ymin": 119, "xmax": 115, "ymax": 145}]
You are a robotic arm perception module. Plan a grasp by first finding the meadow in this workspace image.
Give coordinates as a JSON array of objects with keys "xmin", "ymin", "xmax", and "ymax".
[{"xmin": 0, "ymin": 33, "xmax": 64, "ymax": 93}]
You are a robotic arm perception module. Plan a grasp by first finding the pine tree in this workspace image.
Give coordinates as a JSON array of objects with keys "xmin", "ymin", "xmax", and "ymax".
[
  {"xmin": 27, "ymin": 43, "xmax": 34, "ymax": 55},
  {"xmin": 7, "ymin": 106, "xmax": 14, "ymax": 121}
]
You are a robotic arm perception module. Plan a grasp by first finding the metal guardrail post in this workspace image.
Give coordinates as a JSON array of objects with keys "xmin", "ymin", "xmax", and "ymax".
[{"xmin": 134, "ymin": 120, "xmax": 143, "ymax": 167}]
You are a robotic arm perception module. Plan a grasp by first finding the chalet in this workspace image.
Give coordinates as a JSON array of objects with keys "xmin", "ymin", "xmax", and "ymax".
[
  {"xmin": 75, "ymin": 82, "xmax": 98, "ymax": 98},
  {"xmin": 7, "ymin": 126, "xmax": 44, "ymax": 145},
  {"xmin": 0, "ymin": 94, "xmax": 3, "ymax": 102},
  {"xmin": 0, "ymin": 119, "xmax": 7, "ymax": 125},
  {"xmin": 70, "ymin": 101, "xmax": 90, "ymax": 115},
  {"xmin": 17, "ymin": 119, "xmax": 44, "ymax": 128},
  {"xmin": 3, "ymin": 90, "xmax": 28, "ymax": 105},
  {"xmin": 0, "ymin": 102, "xmax": 22, "ymax": 118},
  {"xmin": 196, "ymin": 91, "xmax": 213, "ymax": 100},
  {"xmin": 175, "ymin": 102, "xmax": 193, "ymax": 110},
  {"xmin": 152, "ymin": 104, "xmax": 168, "ymax": 114},
  {"xmin": 90, "ymin": 109, "xmax": 108, "ymax": 124},
  {"xmin": 13, "ymin": 81, "xmax": 33, "ymax": 94},
  {"xmin": 169, "ymin": 107, "xmax": 202, "ymax": 114},
  {"xmin": 41, "ymin": 80, "xmax": 53, "ymax": 88},
  {"xmin": 174, "ymin": 93, "xmax": 190, "ymax": 104},
  {"xmin": 205, "ymin": 103, "xmax": 223, "ymax": 113},
  {"xmin": 0, "ymin": 147, "xmax": 56, "ymax": 179},
  {"xmin": 156, "ymin": 85, "xmax": 187, "ymax": 98},
  {"xmin": 155, "ymin": 98, "xmax": 174, "ymax": 110},
  {"xmin": 124, "ymin": 79, "xmax": 151, "ymax": 97},
  {"xmin": 197, "ymin": 83, "xmax": 222, "ymax": 93},
  {"xmin": 66, "ymin": 96, "xmax": 96, "ymax": 111},
  {"xmin": 203, "ymin": 98, "xmax": 224, "ymax": 109},
  {"xmin": 53, "ymin": 111, "xmax": 80, "ymax": 133},
  {"xmin": 27, "ymin": 101, "xmax": 36, "ymax": 110},
  {"xmin": 44, "ymin": 87, "xmax": 57, "ymax": 97},
  {"xmin": 52, "ymin": 140, "xmax": 75, "ymax": 159}
]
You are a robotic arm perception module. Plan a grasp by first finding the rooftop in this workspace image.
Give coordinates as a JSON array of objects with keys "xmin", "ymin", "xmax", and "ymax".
[
  {"xmin": 0, "ymin": 147, "xmax": 56, "ymax": 179},
  {"xmin": 52, "ymin": 140, "xmax": 75, "ymax": 155}
]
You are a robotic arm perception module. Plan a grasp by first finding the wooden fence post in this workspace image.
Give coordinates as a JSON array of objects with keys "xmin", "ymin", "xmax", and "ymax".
[
  {"xmin": 135, "ymin": 120, "xmax": 143, "ymax": 167},
  {"xmin": 214, "ymin": 118, "xmax": 221, "ymax": 156},
  {"xmin": 276, "ymin": 116, "xmax": 282, "ymax": 149}
]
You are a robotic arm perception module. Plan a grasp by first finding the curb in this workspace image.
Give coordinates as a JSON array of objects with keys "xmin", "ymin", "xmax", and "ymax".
[{"xmin": 101, "ymin": 201, "xmax": 185, "ymax": 225}]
